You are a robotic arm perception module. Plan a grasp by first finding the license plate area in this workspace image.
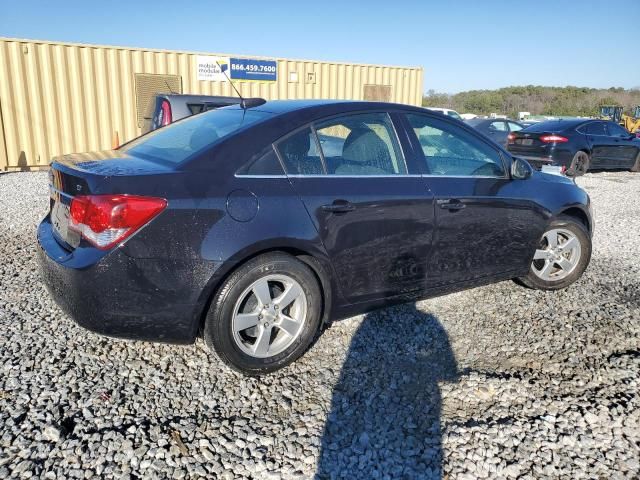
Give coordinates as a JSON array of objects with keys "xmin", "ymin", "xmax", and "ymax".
[
  {"xmin": 517, "ymin": 138, "xmax": 534, "ymax": 146},
  {"xmin": 50, "ymin": 190, "xmax": 81, "ymax": 249}
]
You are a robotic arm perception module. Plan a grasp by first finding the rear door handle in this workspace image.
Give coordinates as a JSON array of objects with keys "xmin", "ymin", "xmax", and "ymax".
[
  {"xmin": 437, "ymin": 199, "xmax": 466, "ymax": 211},
  {"xmin": 321, "ymin": 200, "xmax": 355, "ymax": 213}
]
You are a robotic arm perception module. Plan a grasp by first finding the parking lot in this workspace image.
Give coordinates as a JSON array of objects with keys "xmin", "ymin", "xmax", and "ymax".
[{"xmin": 0, "ymin": 171, "xmax": 638, "ymax": 479}]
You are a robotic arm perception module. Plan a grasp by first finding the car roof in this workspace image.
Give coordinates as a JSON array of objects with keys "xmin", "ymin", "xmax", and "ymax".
[
  {"xmin": 466, "ymin": 118, "xmax": 520, "ymax": 124},
  {"xmin": 222, "ymin": 99, "xmax": 428, "ymax": 115},
  {"xmin": 523, "ymin": 118, "xmax": 588, "ymax": 132}
]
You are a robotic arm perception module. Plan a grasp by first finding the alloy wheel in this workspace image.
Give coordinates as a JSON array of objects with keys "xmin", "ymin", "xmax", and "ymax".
[
  {"xmin": 531, "ymin": 228, "xmax": 582, "ymax": 281},
  {"xmin": 231, "ymin": 274, "xmax": 308, "ymax": 358}
]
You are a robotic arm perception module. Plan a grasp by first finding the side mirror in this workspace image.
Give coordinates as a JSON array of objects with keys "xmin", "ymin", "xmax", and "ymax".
[{"xmin": 511, "ymin": 157, "xmax": 533, "ymax": 180}]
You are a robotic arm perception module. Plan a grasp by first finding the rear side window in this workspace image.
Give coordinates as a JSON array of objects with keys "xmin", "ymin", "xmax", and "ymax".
[
  {"xmin": 277, "ymin": 128, "xmax": 324, "ymax": 175},
  {"xmin": 508, "ymin": 122, "xmax": 523, "ymax": 132},
  {"xmin": 489, "ymin": 121, "xmax": 507, "ymax": 131},
  {"xmin": 187, "ymin": 103, "xmax": 205, "ymax": 115},
  {"xmin": 122, "ymin": 109, "xmax": 270, "ymax": 164},
  {"xmin": 314, "ymin": 113, "xmax": 406, "ymax": 175},
  {"xmin": 585, "ymin": 122, "xmax": 607, "ymax": 136},
  {"xmin": 237, "ymin": 147, "xmax": 284, "ymax": 175},
  {"xmin": 405, "ymin": 113, "xmax": 506, "ymax": 177}
]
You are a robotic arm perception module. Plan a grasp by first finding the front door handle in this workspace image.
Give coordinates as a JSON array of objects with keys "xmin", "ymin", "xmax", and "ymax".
[
  {"xmin": 321, "ymin": 200, "xmax": 355, "ymax": 213},
  {"xmin": 437, "ymin": 199, "xmax": 466, "ymax": 211}
]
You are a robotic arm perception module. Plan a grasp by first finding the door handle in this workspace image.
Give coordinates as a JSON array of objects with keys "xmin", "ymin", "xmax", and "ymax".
[
  {"xmin": 321, "ymin": 200, "xmax": 355, "ymax": 213},
  {"xmin": 437, "ymin": 199, "xmax": 466, "ymax": 211}
]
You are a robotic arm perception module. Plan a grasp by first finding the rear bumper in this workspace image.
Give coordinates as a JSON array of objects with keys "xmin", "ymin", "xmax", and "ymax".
[
  {"xmin": 37, "ymin": 217, "xmax": 216, "ymax": 344},
  {"xmin": 508, "ymin": 147, "xmax": 574, "ymax": 170}
]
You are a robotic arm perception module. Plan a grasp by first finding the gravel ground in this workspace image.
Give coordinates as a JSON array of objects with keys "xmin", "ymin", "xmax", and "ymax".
[{"xmin": 0, "ymin": 171, "xmax": 639, "ymax": 479}]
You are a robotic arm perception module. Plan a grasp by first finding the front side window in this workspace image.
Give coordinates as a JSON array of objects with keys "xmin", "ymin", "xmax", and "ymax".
[
  {"xmin": 405, "ymin": 113, "xmax": 506, "ymax": 177},
  {"xmin": 314, "ymin": 113, "xmax": 406, "ymax": 175},
  {"xmin": 606, "ymin": 122, "xmax": 629, "ymax": 137},
  {"xmin": 123, "ymin": 108, "xmax": 270, "ymax": 164}
]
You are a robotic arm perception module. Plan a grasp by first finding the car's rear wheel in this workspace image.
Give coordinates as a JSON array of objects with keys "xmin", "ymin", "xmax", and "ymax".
[
  {"xmin": 518, "ymin": 216, "xmax": 591, "ymax": 290},
  {"xmin": 567, "ymin": 151, "xmax": 590, "ymax": 176},
  {"xmin": 204, "ymin": 252, "xmax": 322, "ymax": 375}
]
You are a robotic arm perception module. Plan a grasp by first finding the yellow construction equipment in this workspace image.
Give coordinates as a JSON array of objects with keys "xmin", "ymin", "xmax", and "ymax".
[
  {"xmin": 621, "ymin": 106, "xmax": 640, "ymax": 133},
  {"xmin": 599, "ymin": 105, "xmax": 623, "ymax": 123}
]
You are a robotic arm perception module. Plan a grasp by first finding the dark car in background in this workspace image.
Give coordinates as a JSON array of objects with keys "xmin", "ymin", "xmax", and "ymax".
[
  {"xmin": 142, "ymin": 94, "xmax": 241, "ymax": 134},
  {"xmin": 508, "ymin": 119, "xmax": 640, "ymax": 175},
  {"xmin": 465, "ymin": 118, "xmax": 524, "ymax": 147},
  {"xmin": 38, "ymin": 100, "xmax": 593, "ymax": 375}
]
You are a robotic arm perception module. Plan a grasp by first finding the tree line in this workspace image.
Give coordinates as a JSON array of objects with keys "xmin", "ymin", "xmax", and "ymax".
[{"xmin": 422, "ymin": 86, "xmax": 640, "ymax": 118}]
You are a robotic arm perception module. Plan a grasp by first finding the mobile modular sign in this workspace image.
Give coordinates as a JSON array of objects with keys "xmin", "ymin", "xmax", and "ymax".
[
  {"xmin": 197, "ymin": 56, "xmax": 230, "ymax": 81},
  {"xmin": 197, "ymin": 56, "xmax": 277, "ymax": 82}
]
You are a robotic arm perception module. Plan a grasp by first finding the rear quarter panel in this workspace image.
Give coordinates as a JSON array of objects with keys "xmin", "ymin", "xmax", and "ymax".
[{"xmin": 119, "ymin": 170, "xmax": 337, "ymax": 328}]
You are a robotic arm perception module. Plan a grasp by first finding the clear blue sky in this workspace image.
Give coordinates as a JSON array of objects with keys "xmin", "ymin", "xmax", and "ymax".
[{"xmin": 1, "ymin": 0, "xmax": 638, "ymax": 93}]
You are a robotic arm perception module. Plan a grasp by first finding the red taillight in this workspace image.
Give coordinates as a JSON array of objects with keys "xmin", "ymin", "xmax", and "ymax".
[
  {"xmin": 507, "ymin": 133, "xmax": 516, "ymax": 143},
  {"xmin": 540, "ymin": 134, "xmax": 568, "ymax": 143},
  {"xmin": 160, "ymin": 100, "xmax": 172, "ymax": 126},
  {"xmin": 69, "ymin": 195, "xmax": 167, "ymax": 249}
]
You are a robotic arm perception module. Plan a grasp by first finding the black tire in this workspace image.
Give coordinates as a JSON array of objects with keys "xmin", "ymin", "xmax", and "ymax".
[
  {"xmin": 631, "ymin": 149, "xmax": 640, "ymax": 172},
  {"xmin": 204, "ymin": 252, "xmax": 322, "ymax": 375},
  {"xmin": 567, "ymin": 151, "xmax": 590, "ymax": 177},
  {"xmin": 517, "ymin": 216, "xmax": 591, "ymax": 290}
]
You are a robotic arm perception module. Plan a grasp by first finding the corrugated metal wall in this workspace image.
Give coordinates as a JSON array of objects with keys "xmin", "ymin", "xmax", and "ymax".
[{"xmin": 0, "ymin": 38, "xmax": 424, "ymax": 170}]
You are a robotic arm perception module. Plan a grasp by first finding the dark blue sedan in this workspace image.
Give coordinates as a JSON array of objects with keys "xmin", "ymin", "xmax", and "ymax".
[
  {"xmin": 38, "ymin": 100, "xmax": 593, "ymax": 374},
  {"xmin": 508, "ymin": 119, "xmax": 640, "ymax": 175}
]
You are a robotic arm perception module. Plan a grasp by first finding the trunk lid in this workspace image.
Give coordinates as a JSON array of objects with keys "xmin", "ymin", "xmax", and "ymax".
[
  {"xmin": 508, "ymin": 130, "xmax": 548, "ymax": 153},
  {"xmin": 48, "ymin": 150, "xmax": 174, "ymax": 250}
]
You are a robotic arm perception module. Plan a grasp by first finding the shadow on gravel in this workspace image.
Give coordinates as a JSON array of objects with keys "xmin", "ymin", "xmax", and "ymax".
[{"xmin": 316, "ymin": 304, "xmax": 458, "ymax": 479}]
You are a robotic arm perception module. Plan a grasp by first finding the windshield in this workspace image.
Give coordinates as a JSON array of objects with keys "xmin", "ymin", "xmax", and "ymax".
[{"xmin": 122, "ymin": 108, "xmax": 271, "ymax": 164}]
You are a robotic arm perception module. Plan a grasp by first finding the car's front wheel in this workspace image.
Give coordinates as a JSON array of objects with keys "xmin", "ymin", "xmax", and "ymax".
[
  {"xmin": 204, "ymin": 252, "xmax": 322, "ymax": 375},
  {"xmin": 518, "ymin": 216, "xmax": 591, "ymax": 290}
]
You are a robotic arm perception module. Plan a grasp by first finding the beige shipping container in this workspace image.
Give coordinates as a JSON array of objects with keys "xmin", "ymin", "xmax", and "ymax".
[{"xmin": 0, "ymin": 37, "xmax": 423, "ymax": 170}]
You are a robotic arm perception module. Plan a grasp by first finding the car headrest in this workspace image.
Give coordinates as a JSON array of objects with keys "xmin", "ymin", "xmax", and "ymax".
[
  {"xmin": 282, "ymin": 132, "xmax": 310, "ymax": 160},
  {"xmin": 342, "ymin": 128, "xmax": 392, "ymax": 168}
]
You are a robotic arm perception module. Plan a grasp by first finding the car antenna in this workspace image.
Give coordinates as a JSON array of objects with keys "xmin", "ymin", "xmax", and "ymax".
[
  {"xmin": 216, "ymin": 60, "xmax": 266, "ymax": 109},
  {"xmin": 164, "ymin": 80, "xmax": 176, "ymax": 95}
]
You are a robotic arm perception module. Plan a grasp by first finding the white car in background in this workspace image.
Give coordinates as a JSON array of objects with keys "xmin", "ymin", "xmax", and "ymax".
[{"xmin": 425, "ymin": 107, "xmax": 463, "ymax": 121}]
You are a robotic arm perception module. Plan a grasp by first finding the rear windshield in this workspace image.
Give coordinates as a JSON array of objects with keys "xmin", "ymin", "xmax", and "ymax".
[
  {"xmin": 122, "ymin": 108, "xmax": 270, "ymax": 164},
  {"xmin": 523, "ymin": 120, "xmax": 583, "ymax": 132}
]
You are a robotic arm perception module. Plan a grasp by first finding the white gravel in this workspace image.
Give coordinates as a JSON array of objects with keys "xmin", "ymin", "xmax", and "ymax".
[{"xmin": 0, "ymin": 171, "xmax": 639, "ymax": 479}]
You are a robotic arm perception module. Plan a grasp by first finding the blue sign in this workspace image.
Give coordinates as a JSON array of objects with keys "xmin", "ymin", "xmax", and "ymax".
[{"xmin": 230, "ymin": 58, "xmax": 277, "ymax": 82}]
